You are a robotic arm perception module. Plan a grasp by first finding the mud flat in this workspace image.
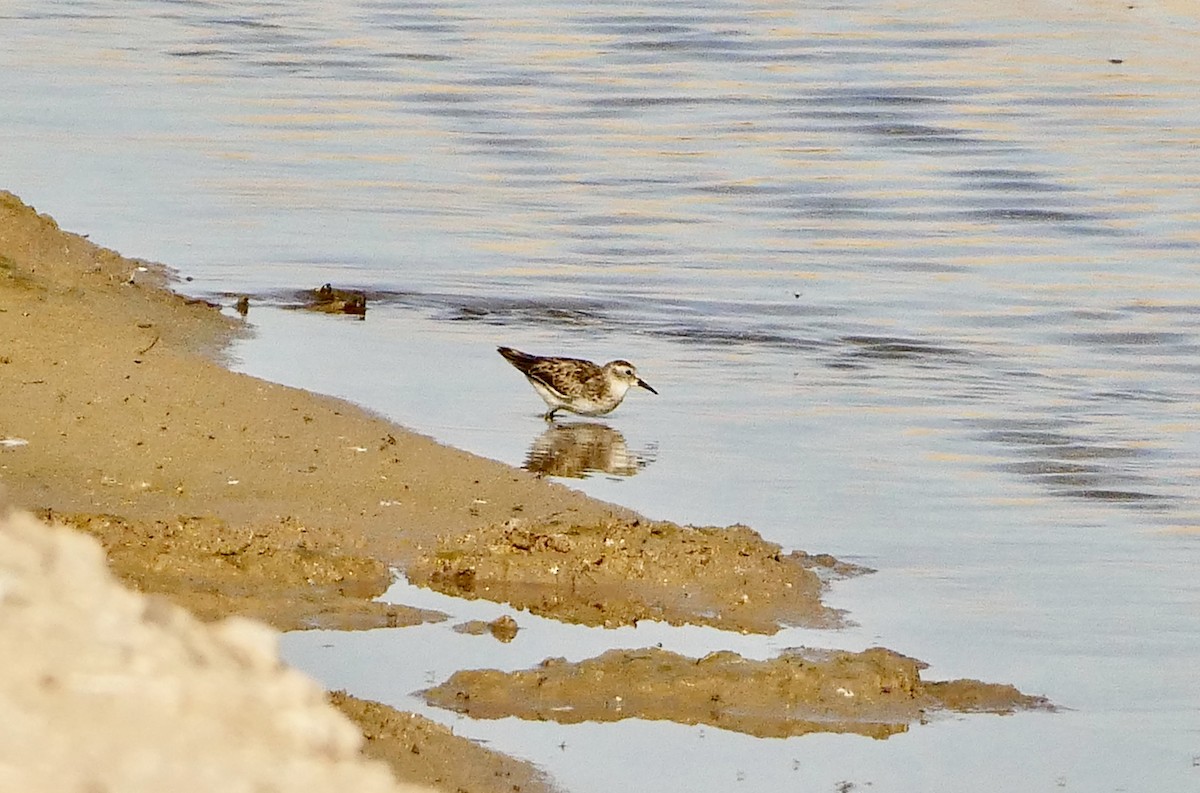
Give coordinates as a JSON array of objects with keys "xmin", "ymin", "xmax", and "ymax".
[
  {"xmin": 0, "ymin": 192, "xmax": 1050, "ymax": 791},
  {"xmin": 424, "ymin": 647, "xmax": 1052, "ymax": 741},
  {"xmin": 408, "ymin": 518, "xmax": 867, "ymax": 632}
]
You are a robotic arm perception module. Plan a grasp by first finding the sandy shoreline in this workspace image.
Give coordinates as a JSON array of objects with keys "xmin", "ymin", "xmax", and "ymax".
[{"xmin": 0, "ymin": 192, "xmax": 1047, "ymax": 790}]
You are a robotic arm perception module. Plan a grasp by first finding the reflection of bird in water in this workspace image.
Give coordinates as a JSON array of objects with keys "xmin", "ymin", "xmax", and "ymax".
[
  {"xmin": 498, "ymin": 346, "xmax": 657, "ymax": 421},
  {"xmin": 524, "ymin": 422, "xmax": 654, "ymax": 479}
]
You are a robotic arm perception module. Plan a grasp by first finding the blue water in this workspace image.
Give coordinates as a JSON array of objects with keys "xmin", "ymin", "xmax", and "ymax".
[{"xmin": 3, "ymin": 1, "xmax": 1200, "ymax": 790}]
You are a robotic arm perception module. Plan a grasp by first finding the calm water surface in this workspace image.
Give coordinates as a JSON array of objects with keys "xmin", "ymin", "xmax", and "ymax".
[{"xmin": 3, "ymin": 1, "xmax": 1199, "ymax": 790}]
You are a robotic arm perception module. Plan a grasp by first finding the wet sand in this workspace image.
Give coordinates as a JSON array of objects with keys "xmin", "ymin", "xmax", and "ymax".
[
  {"xmin": 423, "ymin": 646, "xmax": 1052, "ymax": 740},
  {"xmin": 407, "ymin": 519, "xmax": 866, "ymax": 633},
  {"xmin": 0, "ymin": 192, "xmax": 1047, "ymax": 790}
]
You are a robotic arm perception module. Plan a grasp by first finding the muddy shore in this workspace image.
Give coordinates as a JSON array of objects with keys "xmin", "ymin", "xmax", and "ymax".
[
  {"xmin": 424, "ymin": 646, "xmax": 1051, "ymax": 740},
  {"xmin": 0, "ymin": 192, "xmax": 1048, "ymax": 790}
]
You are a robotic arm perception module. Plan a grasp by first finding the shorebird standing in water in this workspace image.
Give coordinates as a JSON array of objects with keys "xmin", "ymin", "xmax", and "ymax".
[{"xmin": 498, "ymin": 346, "xmax": 658, "ymax": 420}]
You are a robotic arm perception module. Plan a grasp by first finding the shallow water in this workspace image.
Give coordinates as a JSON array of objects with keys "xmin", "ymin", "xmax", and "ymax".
[{"xmin": 4, "ymin": 1, "xmax": 1200, "ymax": 790}]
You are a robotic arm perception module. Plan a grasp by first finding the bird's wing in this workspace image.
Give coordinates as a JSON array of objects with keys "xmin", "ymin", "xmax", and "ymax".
[{"xmin": 525, "ymin": 357, "xmax": 602, "ymax": 398}]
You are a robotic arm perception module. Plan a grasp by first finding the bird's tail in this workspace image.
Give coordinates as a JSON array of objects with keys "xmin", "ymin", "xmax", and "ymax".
[{"xmin": 497, "ymin": 346, "xmax": 538, "ymax": 371}]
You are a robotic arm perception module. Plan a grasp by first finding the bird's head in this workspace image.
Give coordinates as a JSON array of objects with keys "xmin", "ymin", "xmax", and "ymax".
[{"xmin": 606, "ymin": 360, "xmax": 658, "ymax": 395}]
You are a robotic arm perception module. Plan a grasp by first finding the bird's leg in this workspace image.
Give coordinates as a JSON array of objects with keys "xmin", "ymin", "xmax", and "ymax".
[{"xmin": 543, "ymin": 407, "xmax": 559, "ymax": 422}]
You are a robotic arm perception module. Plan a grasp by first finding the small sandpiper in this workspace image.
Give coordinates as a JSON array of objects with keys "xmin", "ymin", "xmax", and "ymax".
[{"xmin": 498, "ymin": 346, "xmax": 658, "ymax": 420}]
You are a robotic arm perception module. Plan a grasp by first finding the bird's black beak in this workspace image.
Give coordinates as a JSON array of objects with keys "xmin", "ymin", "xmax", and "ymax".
[{"xmin": 638, "ymin": 379, "xmax": 658, "ymax": 395}]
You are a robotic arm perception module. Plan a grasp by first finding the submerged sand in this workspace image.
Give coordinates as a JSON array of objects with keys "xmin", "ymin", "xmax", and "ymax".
[{"xmin": 0, "ymin": 192, "xmax": 1049, "ymax": 791}]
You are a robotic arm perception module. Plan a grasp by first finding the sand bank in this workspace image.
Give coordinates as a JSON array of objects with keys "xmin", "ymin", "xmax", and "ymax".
[{"xmin": 0, "ymin": 190, "xmax": 857, "ymax": 636}]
